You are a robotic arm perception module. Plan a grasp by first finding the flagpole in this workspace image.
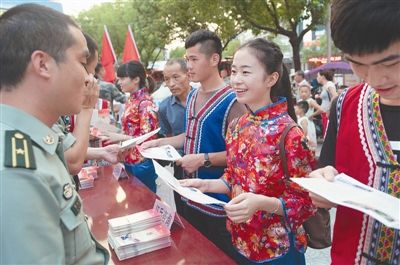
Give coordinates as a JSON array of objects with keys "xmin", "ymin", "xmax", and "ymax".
[
  {"xmin": 104, "ymin": 25, "xmax": 117, "ymax": 62},
  {"xmin": 128, "ymin": 24, "xmax": 141, "ymax": 61}
]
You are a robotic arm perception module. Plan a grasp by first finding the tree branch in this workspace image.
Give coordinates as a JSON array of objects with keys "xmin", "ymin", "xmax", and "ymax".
[
  {"xmin": 283, "ymin": 0, "xmax": 295, "ymax": 30},
  {"xmin": 299, "ymin": 19, "xmax": 316, "ymax": 40},
  {"xmin": 240, "ymin": 5, "xmax": 282, "ymax": 35},
  {"xmin": 222, "ymin": 30, "xmax": 243, "ymax": 51}
]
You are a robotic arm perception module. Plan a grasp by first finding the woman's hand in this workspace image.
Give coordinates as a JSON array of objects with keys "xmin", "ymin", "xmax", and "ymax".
[
  {"xmin": 100, "ymin": 132, "xmax": 127, "ymax": 144},
  {"xmin": 140, "ymin": 138, "xmax": 163, "ymax": 150},
  {"xmin": 224, "ymin": 193, "xmax": 263, "ymax": 223},
  {"xmin": 308, "ymin": 166, "xmax": 338, "ymax": 208},
  {"xmin": 179, "ymin": 178, "xmax": 209, "ymax": 193}
]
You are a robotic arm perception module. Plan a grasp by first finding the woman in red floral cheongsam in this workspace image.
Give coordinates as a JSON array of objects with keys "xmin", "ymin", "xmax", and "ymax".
[
  {"xmin": 181, "ymin": 39, "xmax": 316, "ymax": 264},
  {"xmin": 107, "ymin": 61, "xmax": 159, "ymax": 192}
]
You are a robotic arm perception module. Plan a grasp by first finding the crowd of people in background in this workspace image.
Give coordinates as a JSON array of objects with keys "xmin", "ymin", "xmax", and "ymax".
[{"xmin": 1, "ymin": 0, "xmax": 399, "ymax": 264}]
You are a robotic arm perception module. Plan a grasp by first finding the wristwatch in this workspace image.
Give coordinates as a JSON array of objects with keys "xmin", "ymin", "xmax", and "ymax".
[{"xmin": 203, "ymin": 153, "xmax": 212, "ymax": 168}]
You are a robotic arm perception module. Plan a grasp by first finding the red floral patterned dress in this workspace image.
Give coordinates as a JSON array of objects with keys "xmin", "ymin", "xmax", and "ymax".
[
  {"xmin": 221, "ymin": 98, "xmax": 316, "ymax": 262},
  {"xmin": 121, "ymin": 87, "xmax": 158, "ymax": 164}
]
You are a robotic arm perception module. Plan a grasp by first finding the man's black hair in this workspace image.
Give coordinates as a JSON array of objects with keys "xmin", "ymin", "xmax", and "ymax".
[
  {"xmin": 0, "ymin": 3, "xmax": 79, "ymax": 90},
  {"xmin": 331, "ymin": 0, "xmax": 400, "ymax": 55},
  {"xmin": 185, "ymin": 29, "xmax": 222, "ymax": 64},
  {"xmin": 84, "ymin": 32, "xmax": 98, "ymax": 65}
]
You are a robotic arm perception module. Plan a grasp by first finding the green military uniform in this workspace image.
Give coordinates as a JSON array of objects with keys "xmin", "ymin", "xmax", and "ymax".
[
  {"xmin": 52, "ymin": 116, "xmax": 76, "ymax": 151},
  {"xmin": 0, "ymin": 104, "xmax": 109, "ymax": 265},
  {"xmin": 52, "ymin": 116, "xmax": 82, "ymax": 191},
  {"xmin": 98, "ymin": 80, "xmax": 126, "ymax": 104}
]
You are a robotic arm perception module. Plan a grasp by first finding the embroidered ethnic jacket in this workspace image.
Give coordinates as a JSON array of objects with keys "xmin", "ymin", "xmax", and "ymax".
[
  {"xmin": 333, "ymin": 84, "xmax": 399, "ymax": 265},
  {"xmin": 183, "ymin": 85, "xmax": 236, "ymax": 216},
  {"xmin": 122, "ymin": 88, "xmax": 158, "ymax": 164},
  {"xmin": 222, "ymin": 98, "xmax": 316, "ymax": 262}
]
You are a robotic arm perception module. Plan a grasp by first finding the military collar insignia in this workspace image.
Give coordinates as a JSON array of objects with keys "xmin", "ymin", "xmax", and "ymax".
[
  {"xmin": 43, "ymin": 135, "xmax": 55, "ymax": 145},
  {"xmin": 63, "ymin": 183, "xmax": 74, "ymax": 200}
]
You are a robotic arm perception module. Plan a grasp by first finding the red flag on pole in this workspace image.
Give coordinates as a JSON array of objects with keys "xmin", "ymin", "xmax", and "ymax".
[
  {"xmin": 122, "ymin": 25, "xmax": 141, "ymax": 63},
  {"xmin": 100, "ymin": 25, "xmax": 117, "ymax": 83}
]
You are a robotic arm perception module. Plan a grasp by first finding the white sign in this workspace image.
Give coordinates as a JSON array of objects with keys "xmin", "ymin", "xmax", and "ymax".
[
  {"xmin": 112, "ymin": 163, "xmax": 128, "ymax": 180},
  {"xmin": 153, "ymin": 199, "xmax": 184, "ymax": 230}
]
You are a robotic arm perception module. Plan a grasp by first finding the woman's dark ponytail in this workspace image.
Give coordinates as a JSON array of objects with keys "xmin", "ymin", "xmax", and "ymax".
[
  {"xmin": 271, "ymin": 65, "xmax": 296, "ymax": 122},
  {"xmin": 146, "ymin": 75, "xmax": 155, "ymax": 94}
]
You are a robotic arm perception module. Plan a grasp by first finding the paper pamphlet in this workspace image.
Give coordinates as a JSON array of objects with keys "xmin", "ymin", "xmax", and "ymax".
[
  {"xmin": 111, "ymin": 224, "xmax": 170, "ymax": 247},
  {"xmin": 152, "ymin": 160, "xmax": 227, "ymax": 206},
  {"xmin": 120, "ymin": 128, "xmax": 160, "ymax": 150},
  {"xmin": 140, "ymin": 145, "xmax": 182, "ymax": 161},
  {"xmin": 291, "ymin": 173, "xmax": 400, "ymax": 229}
]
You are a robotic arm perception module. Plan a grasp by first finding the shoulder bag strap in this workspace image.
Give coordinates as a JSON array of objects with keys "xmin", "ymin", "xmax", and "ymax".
[{"xmin": 279, "ymin": 123, "xmax": 299, "ymax": 179}]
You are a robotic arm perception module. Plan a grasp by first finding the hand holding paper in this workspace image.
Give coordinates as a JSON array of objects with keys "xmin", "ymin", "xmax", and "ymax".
[
  {"xmin": 120, "ymin": 128, "xmax": 160, "ymax": 150},
  {"xmin": 292, "ymin": 173, "xmax": 400, "ymax": 229},
  {"xmin": 139, "ymin": 145, "xmax": 182, "ymax": 161},
  {"xmin": 152, "ymin": 160, "xmax": 226, "ymax": 206}
]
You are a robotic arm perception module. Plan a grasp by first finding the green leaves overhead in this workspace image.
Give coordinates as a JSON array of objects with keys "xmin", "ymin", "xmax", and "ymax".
[
  {"xmin": 75, "ymin": 0, "xmax": 330, "ymax": 70},
  {"xmin": 76, "ymin": 0, "xmax": 172, "ymax": 67}
]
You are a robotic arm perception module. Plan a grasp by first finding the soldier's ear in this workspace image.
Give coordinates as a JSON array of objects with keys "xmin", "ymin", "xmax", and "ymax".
[{"xmin": 30, "ymin": 51, "xmax": 53, "ymax": 79}]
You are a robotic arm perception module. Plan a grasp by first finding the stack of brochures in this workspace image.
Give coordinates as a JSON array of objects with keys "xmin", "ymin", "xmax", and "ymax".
[
  {"xmin": 108, "ymin": 209, "xmax": 171, "ymax": 260},
  {"xmin": 78, "ymin": 166, "xmax": 97, "ymax": 189}
]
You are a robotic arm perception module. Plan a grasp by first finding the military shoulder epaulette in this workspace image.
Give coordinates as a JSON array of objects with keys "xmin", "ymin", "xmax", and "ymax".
[{"xmin": 4, "ymin": 130, "xmax": 37, "ymax": 170}]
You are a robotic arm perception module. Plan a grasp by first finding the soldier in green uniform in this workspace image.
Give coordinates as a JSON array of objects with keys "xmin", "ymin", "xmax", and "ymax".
[
  {"xmin": 0, "ymin": 4, "xmax": 109, "ymax": 264},
  {"xmin": 52, "ymin": 32, "xmax": 122, "ymax": 181}
]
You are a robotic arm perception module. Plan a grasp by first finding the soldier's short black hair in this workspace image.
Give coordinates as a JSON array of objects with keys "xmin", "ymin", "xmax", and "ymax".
[
  {"xmin": 0, "ymin": 3, "xmax": 79, "ymax": 90},
  {"xmin": 185, "ymin": 29, "xmax": 222, "ymax": 64},
  {"xmin": 331, "ymin": 0, "xmax": 400, "ymax": 55}
]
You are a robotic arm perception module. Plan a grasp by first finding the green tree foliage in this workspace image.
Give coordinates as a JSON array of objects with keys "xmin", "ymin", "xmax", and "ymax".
[
  {"xmin": 222, "ymin": 39, "xmax": 241, "ymax": 58},
  {"xmin": 169, "ymin": 47, "xmax": 186, "ymax": 59},
  {"xmin": 226, "ymin": 0, "xmax": 330, "ymax": 71},
  {"xmin": 76, "ymin": 0, "xmax": 329, "ymax": 71},
  {"xmin": 76, "ymin": 0, "xmax": 172, "ymax": 67},
  {"xmin": 158, "ymin": 0, "xmax": 249, "ymax": 50},
  {"xmin": 158, "ymin": 0, "xmax": 329, "ymax": 70}
]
